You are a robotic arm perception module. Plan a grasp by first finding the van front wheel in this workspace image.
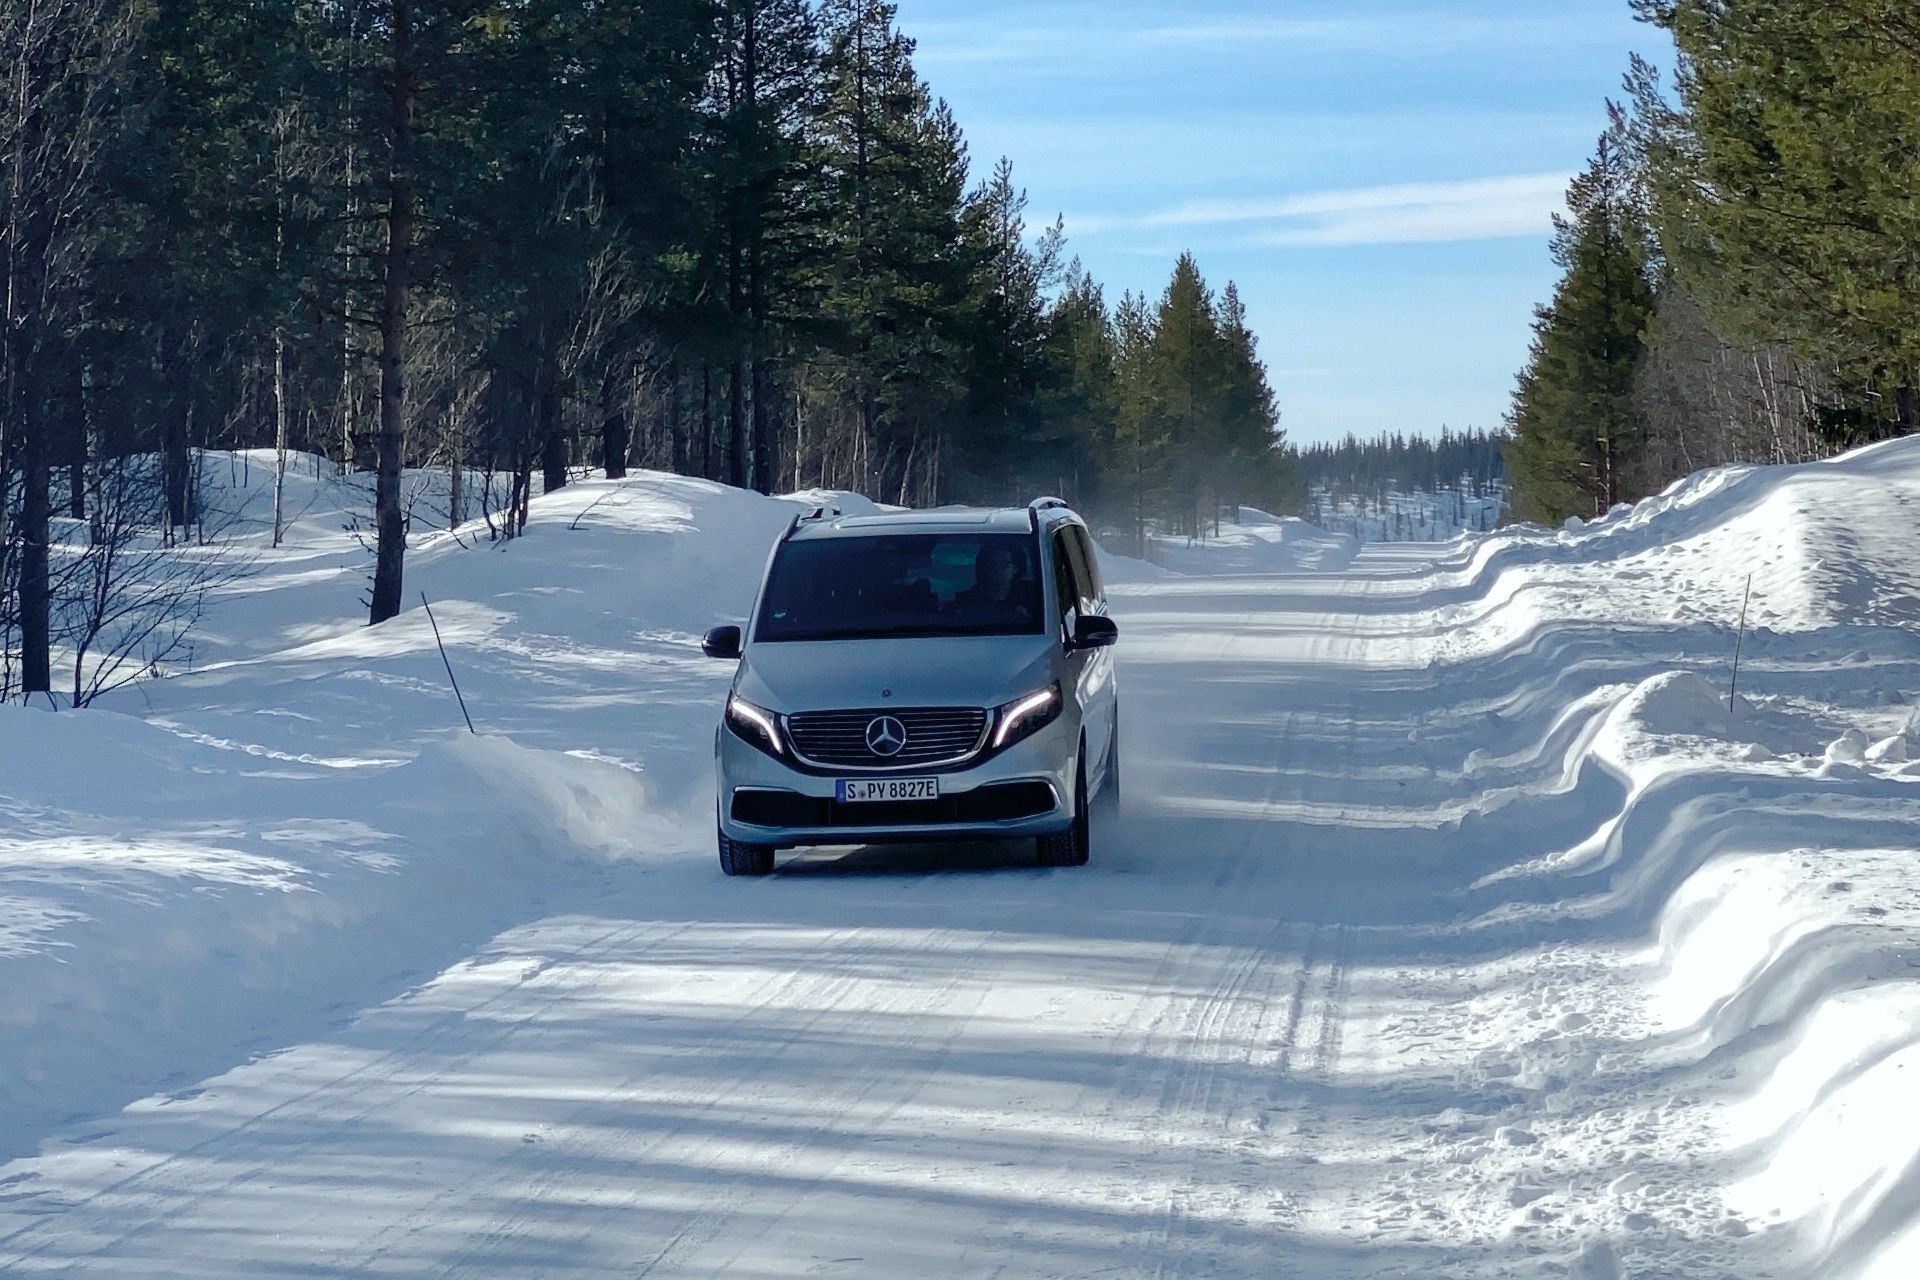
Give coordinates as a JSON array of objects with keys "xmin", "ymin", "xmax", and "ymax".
[
  {"xmin": 1037, "ymin": 748, "xmax": 1091, "ymax": 868},
  {"xmin": 719, "ymin": 823, "xmax": 776, "ymax": 877}
]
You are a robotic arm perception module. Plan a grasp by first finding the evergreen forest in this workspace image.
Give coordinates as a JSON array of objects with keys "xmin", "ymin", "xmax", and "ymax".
[
  {"xmin": 1506, "ymin": 2, "xmax": 1920, "ymax": 522},
  {"xmin": 0, "ymin": 0, "xmax": 1284, "ymax": 695}
]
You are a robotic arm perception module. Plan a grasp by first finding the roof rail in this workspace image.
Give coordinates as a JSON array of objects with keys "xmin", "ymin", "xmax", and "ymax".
[
  {"xmin": 783, "ymin": 503, "xmax": 842, "ymax": 539},
  {"xmin": 1027, "ymin": 495, "xmax": 1069, "ymax": 532}
]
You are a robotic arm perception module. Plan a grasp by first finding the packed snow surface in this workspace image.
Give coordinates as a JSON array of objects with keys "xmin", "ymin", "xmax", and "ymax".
[
  {"xmin": 3, "ymin": 442, "xmax": 1920, "ymax": 1277},
  {"xmin": 1146, "ymin": 505, "xmax": 1360, "ymax": 574}
]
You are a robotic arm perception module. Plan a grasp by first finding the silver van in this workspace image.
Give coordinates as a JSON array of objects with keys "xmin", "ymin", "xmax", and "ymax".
[{"xmin": 701, "ymin": 498, "xmax": 1120, "ymax": 875}]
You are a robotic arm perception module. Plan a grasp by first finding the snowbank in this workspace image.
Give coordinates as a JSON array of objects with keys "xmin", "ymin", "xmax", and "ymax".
[
  {"xmin": 0, "ymin": 456, "xmax": 814, "ymax": 1158},
  {"xmin": 0, "ymin": 699, "xmax": 700, "ymax": 1154},
  {"xmin": 1145, "ymin": 508, "xmax": 1359, "ymax": 575},
  {"xmin": 1363, "ymin": 441, "xmax": 1920, "ymax": 1278}
]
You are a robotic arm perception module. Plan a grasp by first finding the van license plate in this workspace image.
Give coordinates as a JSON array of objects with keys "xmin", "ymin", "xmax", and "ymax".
[{"xmin": 837, "ymin": 777, "xmax": 939, "ymax": 803}]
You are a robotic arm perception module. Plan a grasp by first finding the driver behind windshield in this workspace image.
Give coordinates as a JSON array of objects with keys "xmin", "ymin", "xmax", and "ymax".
[{"xmin": 952, "ymin": 540, "xmax": 1034, "ymax": 625}]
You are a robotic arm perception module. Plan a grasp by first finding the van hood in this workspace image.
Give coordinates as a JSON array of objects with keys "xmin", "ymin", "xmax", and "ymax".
[{"xmin": 735, "ymin": 634, "xmax": 1057, "ymax": 713}]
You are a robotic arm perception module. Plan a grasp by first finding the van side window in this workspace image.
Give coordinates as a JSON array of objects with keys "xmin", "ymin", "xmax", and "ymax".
[
  {"xmin": 1066, "ymin": 526, "xmax": 1102, "ymax": 612},
  {"xmin": 1051, "ymin": 533, "xmax": 1078, "ymax": 625}
]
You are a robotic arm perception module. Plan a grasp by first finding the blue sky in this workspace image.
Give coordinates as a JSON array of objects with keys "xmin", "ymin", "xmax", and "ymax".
[{"xmin": 889, "ymin": 0, "xmax": 1664, "ymax": 446}]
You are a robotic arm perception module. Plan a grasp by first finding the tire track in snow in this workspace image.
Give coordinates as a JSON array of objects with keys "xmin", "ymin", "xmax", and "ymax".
[
  {"xmin": 1157, "ymin": 924, "xmax": 1322, "ymax": 1280},
  {"xmin": 1132, "ymin": 914, "xmax": 1357, "ymax": 1280},
  {"xmin": 426, "ymin": 920, "xmax": 1007, "ymax": 1280},
  {"xmin": 1110, "ymin": 598, "xmax": 1366, "ymax": 1280},
  {"xmin": 613, "ymin": 931, "xmax": 1014, "ymax": 1280},
  {"xmin": 345, "ymin": 918, "xmax": 911, "ymax": 1276},
  {"xmin": 1149, "ymin": 589, "xmax": 1369, "ymax": 1280},
  {"xmin": 0, "ymin": 918, "xmax": 708, "ymax": 1269},
  {"xmin": 1311, "ymin": 925, "xmax": 1357, "ymax": 1079}
]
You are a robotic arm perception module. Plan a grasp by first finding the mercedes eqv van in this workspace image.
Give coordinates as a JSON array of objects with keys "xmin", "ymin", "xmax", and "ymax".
[{"xmin": 701, "ymin": 498, "xmax": 1120, "ymax": 876}]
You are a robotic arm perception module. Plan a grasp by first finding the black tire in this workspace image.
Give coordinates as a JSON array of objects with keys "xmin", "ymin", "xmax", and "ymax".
[
  {"xmin": 1037, "ymin": 746, "xmax": 1091, "ymax": 867},
  {"xmin": 718, "ymin": 822, "xmax": 776, "ymax": 877},
  {"xmin": 1102, "ymin": 714, "xmax": 1121, "ymax": 806}
]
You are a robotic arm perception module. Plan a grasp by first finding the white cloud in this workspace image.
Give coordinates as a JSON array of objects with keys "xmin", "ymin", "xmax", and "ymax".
[{"xmin": 1068, "ymin": 173, "xmax": 1569, "ymax": 247}]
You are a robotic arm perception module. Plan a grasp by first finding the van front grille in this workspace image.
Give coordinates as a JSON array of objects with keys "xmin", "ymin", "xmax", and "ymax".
[{"xmin": 786, "ymin": 707, "xmax": 989, "ymax": 769}]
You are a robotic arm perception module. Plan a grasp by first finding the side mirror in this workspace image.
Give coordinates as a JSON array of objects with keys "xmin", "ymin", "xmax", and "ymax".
[
  {"xmin": 701, "ymin": 625, "xmax": 743, "ymax": 660},
  {"xmin": 1070, "ymin": 614, "xmax": 1119, "ymax": 650}
]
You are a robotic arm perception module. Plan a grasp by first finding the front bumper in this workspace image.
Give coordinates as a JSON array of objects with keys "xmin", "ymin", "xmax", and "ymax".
[{"xmin": 716, "ymin": 712, "xmax": 1077, "ymax": 849}]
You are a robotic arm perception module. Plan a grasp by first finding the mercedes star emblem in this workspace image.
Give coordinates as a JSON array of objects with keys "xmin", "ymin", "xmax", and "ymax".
[{"xmin": 865, "ymin": 715, "xmax": 908, "ymax": 757}]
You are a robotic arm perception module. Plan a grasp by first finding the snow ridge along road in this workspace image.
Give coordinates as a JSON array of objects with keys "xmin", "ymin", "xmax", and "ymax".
[{"xmin": 4, "ymin": 442, "xmax": 1920, "ymax": 1277}]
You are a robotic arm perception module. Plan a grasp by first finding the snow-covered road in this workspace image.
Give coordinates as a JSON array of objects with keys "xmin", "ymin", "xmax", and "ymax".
[
  {"xmin": 6, "ymin": 444, "xmax": 1920, "ymax": 1277},
  {"xmin": 0, "ymin": 560, "xmax": 1457, "ymax": 1277}
]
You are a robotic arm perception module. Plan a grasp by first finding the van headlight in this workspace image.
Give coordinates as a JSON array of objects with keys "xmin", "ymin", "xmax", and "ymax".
[
  {"xmin": 725, "ymin": 694, "xmax": 786, "ymax": 758},
  {"xmin": 991, "ymin": 683, "xmax": 1062, "ymax": 750}
]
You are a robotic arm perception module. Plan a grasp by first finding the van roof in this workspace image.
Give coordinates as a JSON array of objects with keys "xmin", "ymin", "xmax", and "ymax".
[{"xmin": 787, "ymin": 504, "xmax": 1077, "ymax": 541}]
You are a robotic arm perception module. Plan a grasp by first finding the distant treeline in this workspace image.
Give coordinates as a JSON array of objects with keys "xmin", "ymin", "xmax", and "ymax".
[
  {"xmin": 1293, "ymin": 428, "xmax": 1507, "ymax": 503},
  {"xmin": 0, "ymin": 0, "xmax": 1283, "ymax": 699},
  {"xmin": 1293, "ymin": 428, "xmax": 1508, "ymax": 542},
  {"xmin": 1508, "ymin": 3, "xmax": 1920, "ymax": 524}
]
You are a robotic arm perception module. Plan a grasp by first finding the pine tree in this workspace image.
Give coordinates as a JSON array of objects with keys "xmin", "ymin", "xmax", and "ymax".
[
  {"xmin": 811, "ymin": 0, "xmax": 971, "ymax": 503},
  {"xmin": 1109, "ymin": 289, "xmax": 1160, "ymax": 553},
  {"xmin": 953, "ymin": 157, "xmax": 1061, "ymax": 500},
  {"xmin": 1145, "ymin": 253, "xmax": 1227, "ymax": 535},
  {"xmin": 1632, "ymin": 2, "xmax": 1920, "ymax": 435},
  {"xmin": 698, "ymin": 0, "xmax": 821, "ymax": 491},
  {"xmin": 1506, "ymin": 123, "xmax": 1657, "ymax": 524},
  {"xmin": 1214, "ymin": 282, "xmax": 1286, "ymax": 517},
  {"xmin": 1038, "ymin": 262, "xmax": 1119, "ymax": 508}
]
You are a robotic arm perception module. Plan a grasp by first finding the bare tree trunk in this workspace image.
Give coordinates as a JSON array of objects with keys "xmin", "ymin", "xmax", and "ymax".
[
  {"xmin": 896, "ymin": 434, "xmax": 916, "ymax": 506},
  {"xmin": 190, "ymin": 400, "xmax": 205, "ymax": 546},
  {"xmin": 83, "ymin": 362, "xmax": 102, "ymax": 544},
  {"xmin": 272, "ymin": 327, "xmax": 288, "ymax": 546},
  {"xmin": 336, "ymin": 1, "xmax": 360, "ymax": 474},
  {"xmin": 859, "ymin": 387, "xmax": 876, "ymax": 494},
  {"xmin": 18, "ymin": 394, "xmax": 49, "ymax": 696},
  {"xmin": 792, "ymin": 378, "xmax": 806, "ymax": 490},
  {"xmin": 447, "ymin": 434, "xmax": 463, "ymax": 528},
  {"xmin": 751, "ymin": 359, "xmax": 774, "ymax": 494},
  {"xmin": 538, "ymin": 361, "xmax": 566, "ymax": 493},
  {"xmin": 340, "ymin": 338, "xmax": 359, "ymax": 472},
  {"xmin": 369, "ymin": 0, "xmax": 414, "ymax": 626},
  {"xmin": 271, "ymin": 118, "xmax": 289, "ymax": 546},
  {"xmin": 63, "ymin": 363, "xmax": 84, "ymax": 520},
  {"xmin": 667, "ymin": 364, "xmax": 686, "ymax": 476},
  {"xmin": 727, "ymin": 354, "xmax": 747, "ymax": 489},
  {"xmin": 601, "ymin": 364, "xmax": 628, "ymax": 480},
  {"xmin": 162, "ymin": 366, "xmax": 194, "ymax": 534},
  {"xmin": 701, "ymin": 365, "xmax": 715, "ymax": 479},
  {"xmin": 478, "ymin": 447, "xmax": 496, "ymax": 537}
]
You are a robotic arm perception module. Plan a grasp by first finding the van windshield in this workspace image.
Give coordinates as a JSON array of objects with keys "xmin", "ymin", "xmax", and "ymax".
[{"xmin": 755, "ymin": 533, "xmax": 1045, "ymax": 642}]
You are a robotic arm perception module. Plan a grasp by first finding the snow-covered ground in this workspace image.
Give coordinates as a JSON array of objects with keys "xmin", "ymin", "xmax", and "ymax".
[
  {"xmin": 3, "ymin": 442, "xmax": 1919, "ymax": 1277},
  {"xmin": 1146, "ymin": 505, "xmax": 1360, "ymax": 573}
]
